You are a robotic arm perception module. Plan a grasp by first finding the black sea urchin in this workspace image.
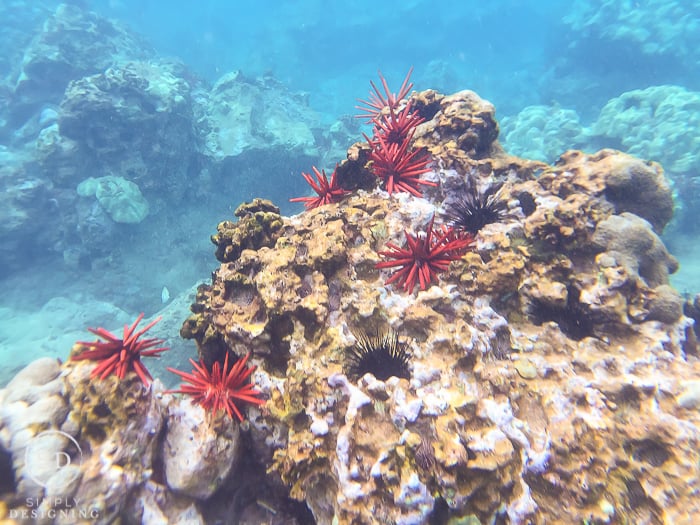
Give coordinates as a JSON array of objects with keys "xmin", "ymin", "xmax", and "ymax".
[
  {"xmin": 346, "ymin": 330, "xmax": 411, "ymax": 381},
  {"xmin": 445, "ymin": 182, "xmax": 508, "ymax": 235}
]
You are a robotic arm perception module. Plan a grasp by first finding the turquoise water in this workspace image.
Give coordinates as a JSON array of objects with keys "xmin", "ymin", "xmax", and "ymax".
[{"xmin": 1, "ymin": 0, "xmax": 699, "ymax": 381}]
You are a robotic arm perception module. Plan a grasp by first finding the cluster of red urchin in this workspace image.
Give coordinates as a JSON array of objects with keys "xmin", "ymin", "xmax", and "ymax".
[
  {"xmin": 289, "ymin": 68, "xmax": 435, "ymax": 208},
  {"xmin": 72, "ymin": 315, "xmax": 264, "ymax": 421},
  {"xmin": 357, "ymin": 67, "xmax": 435, "ymax": 197},
  {"xmin": 290, "ymin": 69, "xmax": 474, "ymax": 294}
]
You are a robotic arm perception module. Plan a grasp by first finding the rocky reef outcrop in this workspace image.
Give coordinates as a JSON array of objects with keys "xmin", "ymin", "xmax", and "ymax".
[
  {"xmin": 175, "ymin": 89, "xmax": 699, "ymax": 523},
  {"xmin": 9, "ymin": 3, "xmax": 153, "ymax": 124},
  {"xmin": 501, "ymin": 84, "xmax": 700, "ymax": 233},
  {"xmin": 43, "ymin": 60, "xmax": 196, "ymax": 198},
  {"xmin": 0, "ymin": 354, "xmax": 302, "ymax": 524}
]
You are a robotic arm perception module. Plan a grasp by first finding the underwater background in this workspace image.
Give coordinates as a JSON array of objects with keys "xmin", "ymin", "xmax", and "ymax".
[
  {"xmin": 1, "ymin": 0, "xmax": 699, "ymax": 382},
  {"xmin": 2, "ymin": 1, "xmax": 700, "ymax": 524}
]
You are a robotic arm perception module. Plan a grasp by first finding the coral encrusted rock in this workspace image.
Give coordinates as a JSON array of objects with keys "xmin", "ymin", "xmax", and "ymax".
[
  {"xmin": 181, "ymin": 90, "xmax": 700, "ymax": 524},
  {"xmin": 163, "ymin": 399, "xmax": 241, "ymax": 500},
  {"xmin": 211, "ymin": 199, "xmax": 284, "ymax": 263},
  {"xmin": 0, "ymin": 354, "xmax": 247, "ymax": 524}
]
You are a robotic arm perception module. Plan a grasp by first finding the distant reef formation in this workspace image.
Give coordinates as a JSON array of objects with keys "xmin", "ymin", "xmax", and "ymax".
[
  {"xmin": 564, "ymin": 0, "xmax": 700, "ymax": 69},
  {"xmin": 0, "ymin": 3, "xmax": 355, "ymax": 274},
  {"xmin": 2, "ymin": 85, "xmax": 699, "ymax": 524}
]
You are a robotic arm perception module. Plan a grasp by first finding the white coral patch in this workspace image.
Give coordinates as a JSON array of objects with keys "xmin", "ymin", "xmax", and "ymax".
[
  {"xmin": 478, "ymin": 398, "xmax": 529, "ymax": 449},
  {"xmin": 506, "ymin": 478, "xmax": 538, "ymax": 524},
  {"xmin": 391, "ymin": 387, "xmax": 422, "ymax": 424},
  {"xmin": 328, "ymin": 373, "xmax": 371, "ymax": 415}
]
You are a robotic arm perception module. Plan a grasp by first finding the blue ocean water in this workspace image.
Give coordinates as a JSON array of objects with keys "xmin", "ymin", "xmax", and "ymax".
[{"xmin": 0, "ymin": 0, "xmax": 699, "ymax": 384}]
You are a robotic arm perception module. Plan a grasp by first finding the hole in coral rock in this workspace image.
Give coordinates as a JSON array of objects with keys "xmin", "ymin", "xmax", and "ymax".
[
  {"xmin": 456, "ymin": 351, "xmax": 477, "ymax": 371},
  {"xmin": 293, "ymin": 412, "xmax": 310, "ymax": 432},
  {"xmin": 428, "ymin": 496, "xmax": 449, "ymax": 524},
  {"xmin": 625, "ymin": 477, "xmax": 648, "ymax": 510},
  {"xmin": 264, "ymin": 314, "xmax": 293, "ymax": 375},
  {"xmin": 328, "ymin": 278, "xmax": 342, "ymax": 312},
  {"xmin": 611, "ymin": 384, "xmax": 641, "ymax": 408},
  {"xmin": 224, "ymin": 280, "xmax": 257, "ymax": 306},
  {"xmin": 297, "ymin": 274, "xmax": 313, "ymax": 299},
  {"xmin": 296, "ymin": 307, "xmax": 321, "ymax": 341},
  {"xmin": 92, "ymin": 402, "xmax": 111, "ymax": 418},
  {"xmin": 295, "ymin": 242, "xmax": 309, "ymax": 259},
  {"xmin": 528, "ymin": 284, "xmax": 596, "ymax": 341},
  {"xmin": 490, "ymin": 326, "xmax": 513, "ymax": 360},
  {"xmin": 413, "ymin": 94, "xmax": 441, "ymax": 122},
  {"xmin": 517, "ymin": 191, "xmax": 537, "ymax": 216},
  {"xmin": 84, "ymin": 422, "xmax": 107, "ymax": 443},
  {"xmin": 627, "ymin": 439, "xmax": 671, "ymax": 467}
]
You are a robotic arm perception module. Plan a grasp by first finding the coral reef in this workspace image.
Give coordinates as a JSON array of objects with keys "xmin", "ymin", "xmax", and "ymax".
[
  {"xmin": 564, "ymin": 0, "xmax": 700, "ymax": 68},
  {"xmin": 0, "ymin": 357, "xmax": 169, "ymax": 524},
  {"xmin": 500, "ymin": 104, "xmax": 591, "ymax": 163},
  {"xmin": 502, "ymin": 86, "xmax": 700, "ymax": 186},
  {"xmin": 502, "ymin": 85, "xmax": 700, "ymax": 235},
  {"xmin": 0, "ymin": 4, "xmax": 329, "ymax": 277},
  {"xmin": 176, "ymin": 88, "xmax": 699, "ymax": 523},
  {"xmin": 49, "ymin": 60, "xmax": 195, "ymax": 200},
  {"xmin": 593, "ymin": 85, "xmax": 700, "ymax": 178}
]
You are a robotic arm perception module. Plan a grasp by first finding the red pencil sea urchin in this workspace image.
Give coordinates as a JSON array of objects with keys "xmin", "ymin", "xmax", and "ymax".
[
  {"xmin": 290, "ymin": 165, "xmax": 350, "ymax": 210},
  {"xmin": 72, "ymin": 313, "xmax": 168, "ymax": 386},
  {"xmin": 166, "ymin": 352, "xmax": 264, "ymax": 421},
  {"xmin": 368, "ymin": 133, "xmax": 436, "ymax": 197},
  {"xmin": 356, "ymin": 67, "xmax": 414, "ymax": 123},
  {"xmin": 376, "ymin": 216, "xmax": 474, "ymax": 293},
  {"xmin": 370, "ymin": 99, "xmax": 425, "ymax": 147}
]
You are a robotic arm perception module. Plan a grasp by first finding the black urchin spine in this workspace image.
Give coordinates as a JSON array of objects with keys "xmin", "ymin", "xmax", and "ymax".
[{"xmin": 346, "ymin": 330, "xmax": 411, "ymax": 381}]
